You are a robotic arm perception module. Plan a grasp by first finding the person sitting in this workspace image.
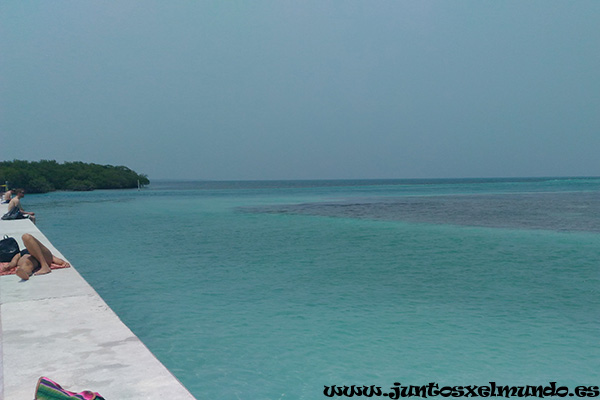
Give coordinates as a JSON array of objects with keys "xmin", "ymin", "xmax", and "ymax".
[
  {"xmin": 5, "ymin": 233, "xmax": 70, "ymax": 280},
  {"xmin": 1, "ymin": 189, "xmax": 12, "ymax": 204},
  {"xmin": 1, "ymin": 189, "xmax": 36, "ymax": 223}
]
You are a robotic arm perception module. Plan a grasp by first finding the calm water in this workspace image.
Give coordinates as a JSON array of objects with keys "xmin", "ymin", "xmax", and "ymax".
[{"xmin": 27, "ymin": 178, "xmax": 600, "ymax": 399}]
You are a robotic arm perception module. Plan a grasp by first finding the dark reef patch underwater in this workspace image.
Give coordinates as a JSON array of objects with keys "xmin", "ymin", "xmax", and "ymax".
[{"xmin": 241, "ymin": 190, "xmax": 600, "ymax": 232}]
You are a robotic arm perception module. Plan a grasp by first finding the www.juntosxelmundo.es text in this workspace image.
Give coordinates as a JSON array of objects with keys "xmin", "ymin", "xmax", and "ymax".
[{"xmin": 323, "ymin": 382, "xmax": 599, "ymax": 399}]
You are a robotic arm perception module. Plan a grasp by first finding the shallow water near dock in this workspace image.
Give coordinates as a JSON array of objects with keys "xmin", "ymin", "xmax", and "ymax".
[{"xmin": 30, "ymin": 178, "xmax": 600, "ymax": 399}]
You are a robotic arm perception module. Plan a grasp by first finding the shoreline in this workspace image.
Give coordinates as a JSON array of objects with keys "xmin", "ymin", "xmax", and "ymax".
[{"xmin": 0, "ymin": 204, "xmax": 196, "ymax": 400}]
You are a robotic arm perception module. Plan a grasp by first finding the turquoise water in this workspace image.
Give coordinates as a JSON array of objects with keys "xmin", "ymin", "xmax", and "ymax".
[{"xmin": 28, "ymin": 178, "xmax": 599, "ymax": 399}]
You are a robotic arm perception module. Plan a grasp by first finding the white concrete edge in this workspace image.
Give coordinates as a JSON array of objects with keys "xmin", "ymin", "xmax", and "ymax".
[{"xmin": 0, "ymin": 205, "xmax": 197, "ymax": 399}]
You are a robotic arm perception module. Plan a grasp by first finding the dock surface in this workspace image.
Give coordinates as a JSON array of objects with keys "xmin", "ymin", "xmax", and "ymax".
[{"xmin": 0, "ymin": 207, "xmax": 196, "ymax": 400}]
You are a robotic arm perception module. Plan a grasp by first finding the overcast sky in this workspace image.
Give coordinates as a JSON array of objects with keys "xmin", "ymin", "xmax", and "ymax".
[{"xmin": 1, "ymin": 1, "xmax": 599, "ymax": 180}]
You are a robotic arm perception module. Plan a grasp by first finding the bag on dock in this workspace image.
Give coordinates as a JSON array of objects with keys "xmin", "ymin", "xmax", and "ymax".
[
  {"xmin": 1, "ymin": 206, "xmax": 26, "ymax": 220},
  {"xmin": 34, "ymin": 376, "xmax": 105, "ymax": 400},
  {"xmin": 0, "ymin": 235, "xmax": 19, "ymax": 262}
]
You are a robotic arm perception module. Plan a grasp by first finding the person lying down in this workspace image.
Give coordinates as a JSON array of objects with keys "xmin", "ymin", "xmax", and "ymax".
[{"xmin": 5, "ymin": 234, "xmax": 70, "ymax": 280}]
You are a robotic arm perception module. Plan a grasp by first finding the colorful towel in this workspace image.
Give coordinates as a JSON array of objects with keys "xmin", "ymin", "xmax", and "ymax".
[
  {"xmin": 35, "ymin": 376, "xmax": 105, "ymax": 400},
  {"xmin": 0, "ymin": 262, "xmax": 70, "ymax": 276}
]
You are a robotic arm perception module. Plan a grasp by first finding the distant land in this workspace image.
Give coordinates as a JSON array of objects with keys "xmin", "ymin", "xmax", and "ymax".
[{"xmin": 0, "ymin": 160, "xmax": 150, "ymax": 193}]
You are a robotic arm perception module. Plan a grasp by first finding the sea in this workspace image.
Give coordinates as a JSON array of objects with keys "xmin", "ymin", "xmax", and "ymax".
[{"xmin": 26, "ymin": 177, "xmax": 600, "ymax": 399}]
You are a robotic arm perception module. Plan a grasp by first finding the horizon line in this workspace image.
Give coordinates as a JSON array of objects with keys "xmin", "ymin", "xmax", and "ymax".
[{"xmin": 147, "ymin": 175, "xmax": 600, "ymax": 182}]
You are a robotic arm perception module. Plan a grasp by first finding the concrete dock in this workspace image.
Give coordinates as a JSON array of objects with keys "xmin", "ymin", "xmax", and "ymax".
[{"xmin": 0, "ymin": 208, "xmax": 196, "ymax": 399}]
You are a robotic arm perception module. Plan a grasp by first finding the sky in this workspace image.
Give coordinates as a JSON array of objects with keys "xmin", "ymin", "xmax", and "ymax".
[{"xmin": 1, "ymin": 1, "xmax": 599, "ymax": 180}]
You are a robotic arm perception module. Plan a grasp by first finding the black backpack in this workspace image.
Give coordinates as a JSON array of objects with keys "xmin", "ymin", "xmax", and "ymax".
[{"xmin": 0, "ymin": 235, "xmax": 20, "ymax": 262}]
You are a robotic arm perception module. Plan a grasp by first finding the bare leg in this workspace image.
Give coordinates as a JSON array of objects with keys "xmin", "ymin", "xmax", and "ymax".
[
  {"xmin": 52, "ymin": 255, "xmax": 70, "ymax": 267},
  {"xmin": 22, "ymin": 234, "xmax": 53, "ymax": 275}
]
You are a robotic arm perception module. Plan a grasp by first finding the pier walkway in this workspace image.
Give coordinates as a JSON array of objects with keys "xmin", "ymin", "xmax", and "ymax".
[{"xmin": 0, "ymin": 207, "xmax": 196, "ymax": 399}]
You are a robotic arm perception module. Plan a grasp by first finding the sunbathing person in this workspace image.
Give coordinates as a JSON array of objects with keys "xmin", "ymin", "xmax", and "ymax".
[{"xmin": 6, "ymin": 234, "xmax": 70, "ymax": 280}]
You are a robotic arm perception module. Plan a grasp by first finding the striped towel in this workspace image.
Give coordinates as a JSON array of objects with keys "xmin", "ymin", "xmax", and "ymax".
[{"xmin": 34, "ymin": 377, "xmax": 105, "ymax": 400}]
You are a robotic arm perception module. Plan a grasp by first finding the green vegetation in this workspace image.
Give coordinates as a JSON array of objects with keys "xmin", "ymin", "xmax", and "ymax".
[{"xmin": 0, "ymin": 160, "xmax": 150, "ymax": 193}]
